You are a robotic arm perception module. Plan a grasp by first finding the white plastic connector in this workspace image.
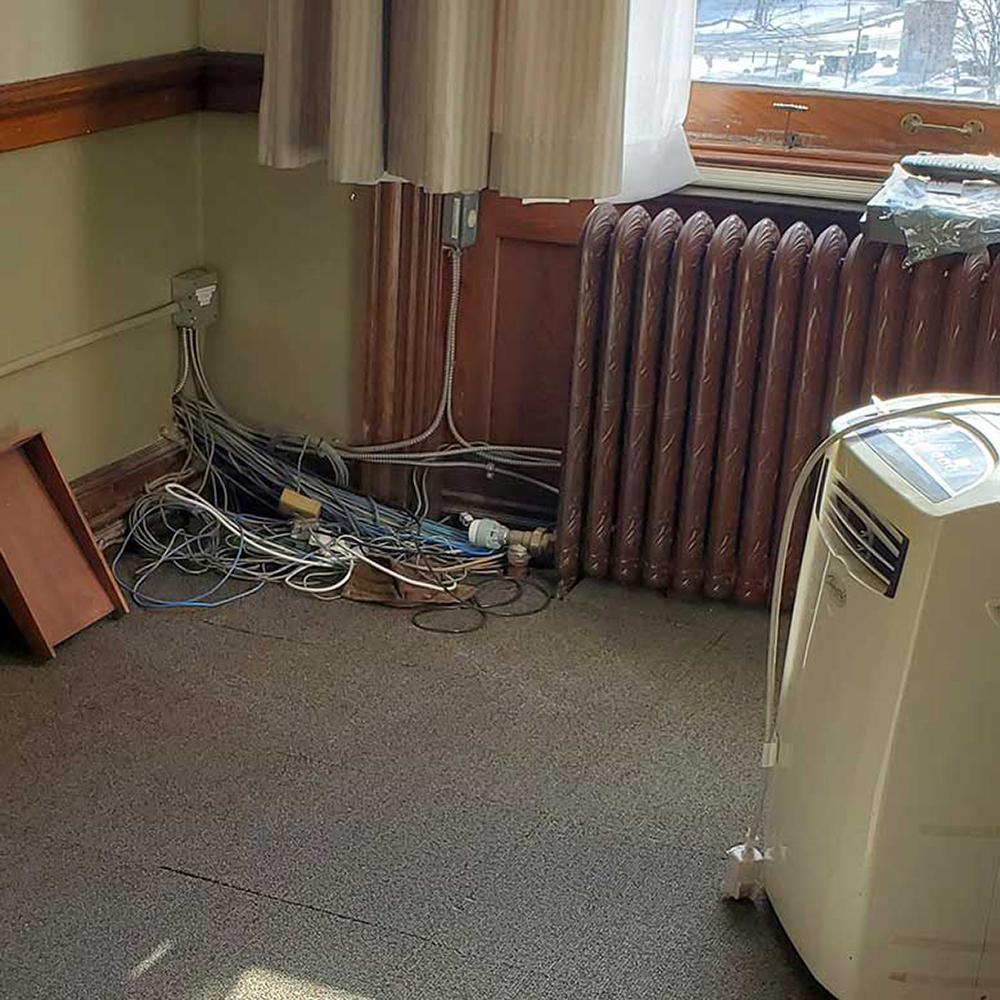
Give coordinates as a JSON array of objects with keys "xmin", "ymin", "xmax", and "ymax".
[
  {"xmin": 761, "ymin": 738, "xmax": 779, "ymax": 769},
  {"xmin": 722, "ymin": 840, "xmax": 765, "ymax": 900},
  {"xmin": 466, "ymin": 516, "xmax": 509, "ymax": 551}
]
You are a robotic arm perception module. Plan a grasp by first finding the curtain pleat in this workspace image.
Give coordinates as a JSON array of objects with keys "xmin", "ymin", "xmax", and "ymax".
[
  {"xmin": 259, "ymin": 0, "xmax": 676, "ymax": 200},
  {"xmin": 327, "ymin": 0, "xmax": 384, "ymax": 183},
  {"xmin": 490, "ymin": 0, "xmax": 628, "ymax": 198},
  {"xmin": 387, "ymin": 0, "xmax": 496, "ymax": 193},
  {"xmin": 259, "ymin": 0, "xmax": 332, "ymax": 168}
]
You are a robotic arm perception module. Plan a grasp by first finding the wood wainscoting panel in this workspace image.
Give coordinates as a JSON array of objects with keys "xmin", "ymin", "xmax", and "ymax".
[
  {"xmin": 359, "ymin": 183, "xmax": 445, "ymax": 506},
  {"xmin": 443, "ymin": 193, "xmax": 593, "ymax": 523}
]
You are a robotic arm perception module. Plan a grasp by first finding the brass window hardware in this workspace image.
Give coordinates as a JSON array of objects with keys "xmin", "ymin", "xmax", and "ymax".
[
  {"xmin": 772, "ymin": 101, "xmax": 810, "ymax": 149},
  {"xmin": 900, "ymin": 113, "xmax": 985, "ymax": 138}
]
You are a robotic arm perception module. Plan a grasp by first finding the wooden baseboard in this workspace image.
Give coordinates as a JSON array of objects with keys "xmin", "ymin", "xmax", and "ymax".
[{"xmin": 72, "ymin": 439, "xmax": 186, "ymax": 533}]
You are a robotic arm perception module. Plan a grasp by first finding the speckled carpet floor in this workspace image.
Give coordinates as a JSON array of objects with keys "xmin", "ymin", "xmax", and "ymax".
[{"xmin": 0, "ymin": 576, "xmax": 829, "ymax": 999}]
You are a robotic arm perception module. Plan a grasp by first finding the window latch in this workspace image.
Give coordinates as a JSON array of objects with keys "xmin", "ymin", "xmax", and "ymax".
[
  {"xmin": 900, "ymin": 113, "xmax": 985, "ymax": 138},
  {"xmin": 772, "ymin": 102, "xmax": 810, "ymax": 149}
]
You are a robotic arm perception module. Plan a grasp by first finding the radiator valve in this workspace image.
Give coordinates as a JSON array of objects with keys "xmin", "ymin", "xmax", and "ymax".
[
  {"xmin": 461, "ymin": 514, "xmax": 554, "ymax": 558},
  {"xmin": 506, "ymin": 544, "xmax": 530, "ymax": 580}
]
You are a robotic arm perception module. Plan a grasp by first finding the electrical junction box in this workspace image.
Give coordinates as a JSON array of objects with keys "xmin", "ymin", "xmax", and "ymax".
[
  {"xmin": 442, "ymin": 192, "xmax": 479, "ymax": 248},
  {"xmin": 172, "ymin": 268, "xmax": 220, "ymax": 331}
]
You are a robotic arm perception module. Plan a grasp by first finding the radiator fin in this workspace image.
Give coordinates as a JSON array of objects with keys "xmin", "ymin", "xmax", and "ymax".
[
  {"xmin": 612, "ymin": 209, "xmax": 683, "ymax": 583},
  {"xmin": 641, "ymin": 212, "xmax": 715, "ymax": 589},
  {"xmin": 555, "ymin": 203, "xmax": 618, "ymax": 586},
  {"xmin": 735, "ymin": 222, "xmax": 814, "ymax": 606},
  {"xmin": 559, "ymin": 206, "xmax": 1000, "ymax": 606},
  {"xmin": 973, "ymin": 256, "xmax": 1000, "ymax": 394},
  {"xmin": 704, "ymin": 218, "xmax": 780, "ymax": 600},
  {"xmin": 674, "ymin": 214, "xmax": 748, "ymax": 596},
  {"xmin": 936, "ymin": 250, "xmax": 991, "ymax": 388},
  {"xmin": 583, "ymin": 205, "xmax": 650, "ymax": 579},
  {"xmin": 862, "ymin": 244, "xmax": 910, "ymax": 399},
  {"xmin": 779, "ymin": 225, "xmax": 849, "ymax": 607}
]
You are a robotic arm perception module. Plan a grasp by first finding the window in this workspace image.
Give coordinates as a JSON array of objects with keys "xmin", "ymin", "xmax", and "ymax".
[
  {"xmin": 686, "ymin": 1, "xmax": 1000, "ymax": 178},
  {"xmin": 695, "ymin": 0, "xmax": 999, "ymax": 103}
]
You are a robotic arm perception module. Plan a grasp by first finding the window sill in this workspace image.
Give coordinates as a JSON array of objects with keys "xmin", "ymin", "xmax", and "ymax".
[{"xmin": 689, "ymin": 159, "xmax": 880, "ymax": 205}]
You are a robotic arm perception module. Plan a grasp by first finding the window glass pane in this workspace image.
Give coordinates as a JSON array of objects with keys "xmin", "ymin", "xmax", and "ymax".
[{"xmin": 694, "ymin": 0, "xmax": 1000, "ymax": 104}]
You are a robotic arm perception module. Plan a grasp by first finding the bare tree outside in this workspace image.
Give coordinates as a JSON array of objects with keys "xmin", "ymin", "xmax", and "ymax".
[
  {"xmin": 694, "ymin": 0, "xmax": 1000, "ymax": 103},
  {"xmin": 956, "ymin": 0, "xmax": 1000, "ymax": 100}
]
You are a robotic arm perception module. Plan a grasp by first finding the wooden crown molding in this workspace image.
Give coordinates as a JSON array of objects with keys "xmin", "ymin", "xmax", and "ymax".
[{"xmin": 0, "ymin": 50, "xmax": 262, "ymax": 153}]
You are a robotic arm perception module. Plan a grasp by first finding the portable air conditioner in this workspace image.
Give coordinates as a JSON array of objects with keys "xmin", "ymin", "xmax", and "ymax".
[{"xmin": 763, "ymin": 393, "xmax": 1000, "ymax": 1000}]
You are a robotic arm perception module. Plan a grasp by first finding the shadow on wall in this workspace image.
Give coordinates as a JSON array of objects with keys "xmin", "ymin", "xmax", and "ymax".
[
  {"xmin": 199, "ymin": 113, "xmax": 369, "ymax": 444},
  {"xmin": 199, "ymin": 0, "xmax": 268, "ymax": 53}
]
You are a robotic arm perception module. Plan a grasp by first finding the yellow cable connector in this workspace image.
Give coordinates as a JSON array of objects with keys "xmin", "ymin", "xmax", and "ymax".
[{"xmin": 278, "ymin": 488, "xmax": 322, "ymax": 521}]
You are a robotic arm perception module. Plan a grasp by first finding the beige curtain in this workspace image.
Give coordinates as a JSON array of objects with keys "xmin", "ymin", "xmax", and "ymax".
[{"xmin": 258, "ymin": 0, "xmax": 629, "ymax": 199}]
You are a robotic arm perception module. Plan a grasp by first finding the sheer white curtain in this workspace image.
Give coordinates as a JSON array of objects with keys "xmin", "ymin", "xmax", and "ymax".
[{"xmin": 611, "ymin": 0, "xmax": 700, "ymax": 201}]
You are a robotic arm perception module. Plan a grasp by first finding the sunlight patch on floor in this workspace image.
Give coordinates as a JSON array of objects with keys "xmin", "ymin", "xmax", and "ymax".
[
  {"xmin": 222, "ymin": 966, "xmax": 372, "ymax": 1000},
  {"xmin": 128, "ymin": 938, "xmax": 175, "ymax": 980}
]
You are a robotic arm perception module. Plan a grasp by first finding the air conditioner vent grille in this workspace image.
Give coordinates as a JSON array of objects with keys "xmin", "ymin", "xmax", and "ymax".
[{"xmin": 821, "ymin": 477, "xmax": 908, "ymax": 597}]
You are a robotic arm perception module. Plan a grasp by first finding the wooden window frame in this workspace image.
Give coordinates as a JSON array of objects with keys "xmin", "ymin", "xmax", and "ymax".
[{"xmin": 686, "ymin": 80, "xmax": 1000, "ymax": 180}]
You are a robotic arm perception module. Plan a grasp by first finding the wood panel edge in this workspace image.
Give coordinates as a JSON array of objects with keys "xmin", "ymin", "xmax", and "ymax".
[
  {"xmin": 26, "ymin": 433, "xmax": 129, "ymax": 615},
  {"xmin": 72, "ymin": 439, "xmax": 186, "ymax": 534}
]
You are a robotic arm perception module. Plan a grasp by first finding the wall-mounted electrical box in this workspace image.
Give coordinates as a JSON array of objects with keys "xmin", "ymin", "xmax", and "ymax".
[
  {"xmin": 442, "ymin": 192, "xmax": 479, "ymax": 249},
  {"xmin": 172, "ymin": 268, "xmax": 220, "ymax": 331}
]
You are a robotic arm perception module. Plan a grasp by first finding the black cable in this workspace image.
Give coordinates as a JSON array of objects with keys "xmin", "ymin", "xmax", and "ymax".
[
  {"xmin": 411, "ymin": 603, "xmax": 487, "ymax": 634},
  {"xmin": 410, "ymin": 575, "xmax": 553, "ymax": 634},
  {"xmin": 476, "ymin": 577, "xmax": 553, "ymax": 618}
]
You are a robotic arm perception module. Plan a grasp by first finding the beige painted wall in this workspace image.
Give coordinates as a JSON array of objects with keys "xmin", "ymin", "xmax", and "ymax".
[
  {"xmin": 198, "ymin": 0, "xmax": 367, "ymax": 441},
  {"xmin": 0, "ymin": 0, "xmax": 199, "ymax": 84},
  {"xmin": 199, "ymin": 113, "xmax": 366, "ymax": 440},
  {"xmin": 0, "ymin": 1, "xmax": 201, "ymax": 478},
  {"xmin": 0, "ymin": 117, "xmax": 199, "ymax": 479},
  {"xmin": 199, "ymin": 0, "xmax": 267, "ymax": 52},
  {"xmin": 0, "ymin": 0, "xmax": 364, "ymax": 479}
]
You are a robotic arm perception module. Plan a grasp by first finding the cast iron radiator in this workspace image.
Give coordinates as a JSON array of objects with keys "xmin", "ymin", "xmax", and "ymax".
[{"xmin": 556, "ymin": 203, "xmax": 1000, "ymax": 607}]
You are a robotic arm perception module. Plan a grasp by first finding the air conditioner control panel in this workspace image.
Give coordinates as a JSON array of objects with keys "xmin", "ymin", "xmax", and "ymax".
[{"xmin": 835, "ymin": 395, "xmax": 1000, "ymax": 504}]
